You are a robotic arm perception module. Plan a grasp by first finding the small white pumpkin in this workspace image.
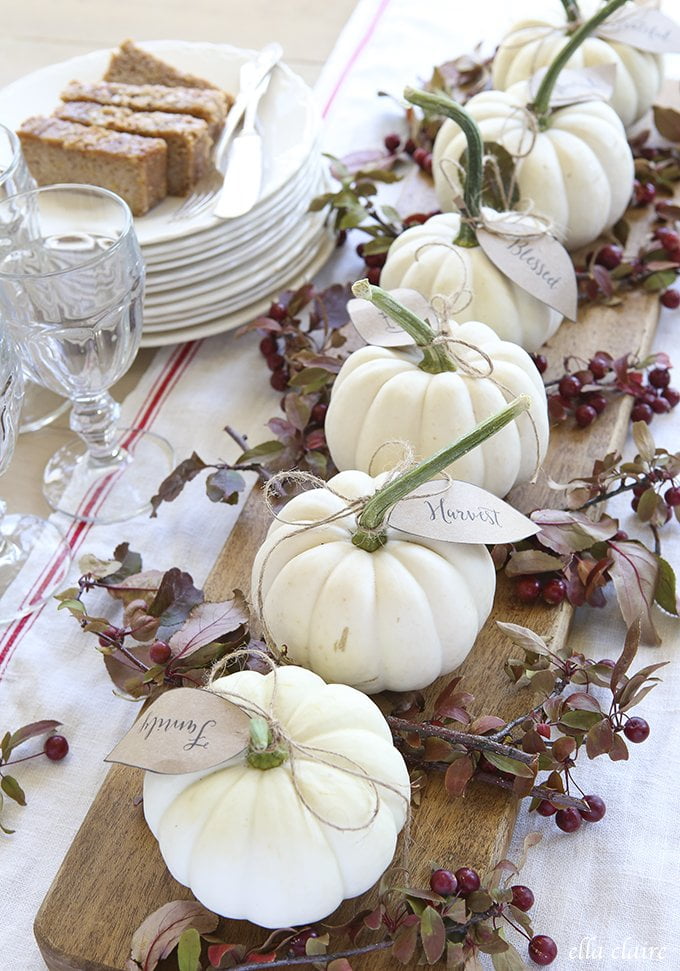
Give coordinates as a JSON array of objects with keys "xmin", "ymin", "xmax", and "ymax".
[
  {"xmin": 433, "ymin": 86, "xmax": 633, "ymax": 251},
  {"xmin": 492, "ymin": 3, "xmax": 663, "ymax": 129},
  {"xmin": 326, "ymin": 289, "xmax": 549, "ymax": 497},
  {"xmin": 380, "ymin": 211, "xmax": 563, "ymax": 352},
  {"xmin": 143, "ymin": 665, "xmax": 410, "ymax": 927},
  {"xmin": 251, "ymin": 469, "xmax": 496, "ymax": 694}
]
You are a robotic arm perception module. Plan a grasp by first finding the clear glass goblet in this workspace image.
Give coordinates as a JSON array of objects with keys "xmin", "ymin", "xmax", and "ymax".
[
  {"xmin": 0, "ymin": 121, "xmax": 68, "ymax": 434},
  {"xmin": 0, "ymin": 184, "xmax": 174, "ymax": 524},
  {"xmin": 0, "ymin": 321, "xmax": 71, "ymax": 625}
]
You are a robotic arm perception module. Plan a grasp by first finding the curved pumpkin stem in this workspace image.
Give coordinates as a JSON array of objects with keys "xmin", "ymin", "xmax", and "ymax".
[
  {"xmin": 404, "ymin": 86, "xmax": 483, "ymax": 246},
  {"xmin": 352, "ymin": 395, "xmax": 531, "ymax": 552},
  {"xmin": 531, "ymin": 0, "xmax": 628, "ymax": 123},
  {"xmin": 560, "ymin": 0, "xmax": 581, "ymax": 25}
]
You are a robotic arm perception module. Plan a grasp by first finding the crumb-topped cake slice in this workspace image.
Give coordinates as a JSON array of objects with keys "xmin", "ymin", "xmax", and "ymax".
[
  {"xmin": 18, "ymin": 116, "xmax": 167, "ymax": 216},
  {"xmin": 55, "ymin": 102, "xmax": 212, "ymax": 196},
  {"xmin": 105, "ymin": 39, "xmax": 224, "ymax": 93},
  {"xmin": 61, "ymin": 80, "xmax": 229, "ymax": 138}
]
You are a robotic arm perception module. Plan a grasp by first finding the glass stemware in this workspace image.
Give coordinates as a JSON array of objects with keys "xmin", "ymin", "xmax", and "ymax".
[
  {"xmin": 0, "ymin": 184, "xmax": 173, "ymax": 524},
  {"xmin": 0, "ymin": 321, "xmax": 71, "ymax": 624},
  {"xmin": 0, "ymin": 121, "xmax": 68, "ymax": 433}
]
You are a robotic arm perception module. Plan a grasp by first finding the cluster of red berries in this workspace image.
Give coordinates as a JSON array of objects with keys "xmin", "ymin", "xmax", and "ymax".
[
  {"xmin": 428, "ymin": 866, "xmax": 557, "ymax": 965},
  {"xmin": 536, "ymin": 793, "xmax": 606, "ymax": 834},
  {"xmin": 515, "ymin": 574, "xmax": 567, "ymax": 607},
  {"xmin": 630, "ymin": 471, "xmax": 680, "ymax": 517},
  {"xmin": 384, "ymin": 131, "xmax": 433, "ymax": 174},
  {"xmin": 258, "ymin": 302, "xmax": 291, "ymax": 392},
  {"xmin": 540, "ymin": 350, "xmax": 679, "ymax": 429}
]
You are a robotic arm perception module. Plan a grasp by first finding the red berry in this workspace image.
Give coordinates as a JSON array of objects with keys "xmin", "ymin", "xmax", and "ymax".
[
  {"xmin": 404, "ymin": 138, "xmax": 416, "ymax": 156},
  {"xmin": 595, "ymin": 244, "xmax": 622, "ymax": 270},
  {"xmin": 529, "ymin": 935, "xmax": 558, "ymax": 965},
  {"xmin": 588, "ymin": 352, "xmax": 613, "ymax": 379},
  {"xmin": 624, "ymin": 716, "xmax": 650, "ymax": 743},
  {"xmin": 663, "ymin": 387, "xmax": 680, "ymax": 407},
  {"xmin": 366, "ymin": 266, "xmax": 381, "ymax": 285},
  {"xmin": 413, "ymin": 147, "xmax": 428, "ymax": 166},
  {"xmin": 516, "ymin": 576, "xmax": 542, "ymax": 604},
  {"xmin": 660, "ymin": 288, "xmax": 680, "ymax": 309},
  {"xmin": 573, "ymin": 368, "xmax": 594, "ymax": 386},
  {"xmin": 542, "ymin": 578, "xmax": 567, "ymax": 605},
  {"xmin": 631, "ymin": 402, "xmax": 653, "ymax": 424},
  {"xmin": 97, "ymin": 626, "xmax": 120, "ymax": 648},
  {"xmin": 631, "ymin": 496, "xmax": 640, "ymax": 512},
  {"xmin": 268, "ymin": 302, "xmax": 287, "ymax": 322},
  {"xmin": 270, "ymin": 370, "xmax": 289, "ymax": 392},
  {"xmin": 288, "ymin": 931, "xmax": 318, "ymax": 957},
  {"xmin": 634, "ymin": 180, "xmax": 656, "ymax": 205},
  {"xmin": 364, "ymin": 252, "xmax": 387, "ymax": 269},
  {"xmin": 259, "ymin": 336, "xmax": 277, "ymax": 357},
  {"xmin": 402, "ymin": 212, "xmax": 429, "ymax": 227},
  {"xmin": 149, "ymin": 640, "xmax": 171, "ymax": 665},
  {"xmin": 665, "ymin": 486, "xmax": 680, "ymax": 506},
  {"xmin": 638, "ymin": 390, "xmax": 657, "ymax": 407},
  {"xmin": 555, "ymin": 807, "xmax": 582, "ymax": 833},
  {"xmin": 536, "ymin": 799, "xmax": 557, "ymax": 817},
  {"xmin": 384, "ymin": 133, "xmax": 401, "ymax": 152},
  {"xmin": 574, "ymin": 403, "xmax": 597, "ymax": 428},
  {"xmin": 44, "ymin": 734, "xmax": 69, "ymax": 761},
  {"xmin": 652, "ymin": 396, "xmax": 671, "ymax": 414},
  {"xmin": 632, "ymin": 482, "xmax": 648, "ymax": 498},
  {"xmin": 511, "ymin": 885, "xmax": 535, "ymax": 911},
  {"xmin": 266, "ymin": 352, "xmax": 285, "ymax": 372},
  {"xmin": 454, "ymin": 867, "xmax": 480, "ymax": 896},
  {"xmin": 422, "ymin": 153, "xmax": 433, "ymax": 175},
  {"xmin": 429, "ymin": 868, "xmax": 458, "ymax": 896},
  {"xmin": 585, "ymin": 392, "xmax": 607, "ymax": 414},
  {"xmin": 310, "ymin": 402, "xmax": 327, "ymax": 424},
  {"xmin": 579, "ymin": 794, "xmax": 606, "ymax": 823},
  {"xmin": 649, "ymin": 367, "xmax": 671, "ymax": 389},
  {"xmin": 530, "ymin": 353, "xmax": 548, "ymax": 374},
  {"xmin": 558, "ymin": 374, "xmax": 582, "ymax": 398},
  {"xmin": 654, "ymin": 227, "xmax": 680, "ymax": 249}
]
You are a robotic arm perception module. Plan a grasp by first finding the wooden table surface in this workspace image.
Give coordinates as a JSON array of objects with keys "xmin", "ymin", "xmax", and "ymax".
[{"xmin": 0, "ymin": 0, "xmax": 358, "ymax": 517}]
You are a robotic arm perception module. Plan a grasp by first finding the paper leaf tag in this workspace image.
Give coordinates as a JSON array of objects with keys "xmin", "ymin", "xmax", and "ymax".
[
  {"xmin": 597, "ymin": 9, "xmax": 680, "ymax": 53},
  {"xmin": 528, "ymin": 65, "xmax": 616, "ymax": 108},
  {"xmin": 477, "ymin": 222, "xmax": 577, "ymax": 320},
  {"xmin": 348, "ymin": 288, "xmax": 433, "ymax": 346},
  {"xmin": 105, "ymin": 687, "xmax": 251, "ymax": 774},
  {"xmin": 388, "ymin": 480, "xmax": 541, "ymax": 544}
]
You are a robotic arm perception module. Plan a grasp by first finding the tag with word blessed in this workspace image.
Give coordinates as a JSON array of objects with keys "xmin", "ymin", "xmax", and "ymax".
[
  {"xmin": 528, "ymin": 64, "xmax": 616, "ymax": 109},
  {"xmin": 105, "ymin": 687, "xmax": 251, "ymax": 774},
  {"xmin": 597, "ymin": 8, "xmax": 680, "ymax": 53},
  {"xmin": 348, "ymin": 288, "xmax": 433, "ymax": 346},
  {"xmin": 389, "ymin": 480, "xmax": 540, "ymax": 544},
  {"xmin": 477, "ymin": 222, "xmax": 577, "ymax": 321}
]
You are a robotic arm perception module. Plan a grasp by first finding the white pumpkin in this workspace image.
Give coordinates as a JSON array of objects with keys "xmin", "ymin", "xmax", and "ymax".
[
  {"xmin": 251, "ymin": 469, "xmax": 496, "ymax": 694},
  {"xmin": 144, "ymin": 665, "xmax": 410, "ymax": 927},
  {"xmin": 380, "ymin": 212, "xmax": 563, "ymax": 352},
  {"xmin": 492, "ymin": 7, "xmax": 663, "ymax": 129},
  {"xmin": 433, "ymin": 85, "xmax": 634, "ymax": 251},
  {"xmin": 325, "ymin": 318, "xmax": 549, "ymax": 497}
]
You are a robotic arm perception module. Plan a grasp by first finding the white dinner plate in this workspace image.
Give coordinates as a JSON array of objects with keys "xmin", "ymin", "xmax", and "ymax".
[
  {"xmin": 139, "ymin": 232, "xmax": 336, "ymax": 347},
  {"xmin": 0, "ymin": 40, "xmax": 319, "ymax": 247}
]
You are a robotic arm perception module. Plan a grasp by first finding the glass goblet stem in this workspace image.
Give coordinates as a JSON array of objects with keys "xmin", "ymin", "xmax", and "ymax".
[{"xmin": 69, "ymin": 391, "xmax": 125, "ymax": 468}]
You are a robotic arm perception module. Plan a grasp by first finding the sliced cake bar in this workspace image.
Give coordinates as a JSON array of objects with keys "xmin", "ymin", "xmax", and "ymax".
[
  {"xmin": 18, "ymin": 116, "xmax": 167, "ymax": 216},
  {"xmin": 55, "ymin": 101, "xmax": 212, "ymax": 196},
  {"xmin": 104, "ymin": 39, "xmax": 224, "ymax": 93}
]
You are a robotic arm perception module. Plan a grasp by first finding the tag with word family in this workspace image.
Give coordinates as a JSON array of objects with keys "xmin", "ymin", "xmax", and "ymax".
[
  {"xmin": 477, "ymin": 222, "xmax": 577, "ymax": 321},
  {"xmin": 388, "ymin": 480, "xmax": 540, "ymax": 544},
  {"xmin": 528, "ymin": 64, "xmax": 616, "ymax": 108},
  {"xmin": 597, "ymin": 8, "xmax": 680, "ymax": 53},
  {"xmin": 348, "ymin": 288, "xmax": 433, "ymax": 347},
  {"xmin": 105, "ymin": 687, "xmax": 251, "ymax": 774}
]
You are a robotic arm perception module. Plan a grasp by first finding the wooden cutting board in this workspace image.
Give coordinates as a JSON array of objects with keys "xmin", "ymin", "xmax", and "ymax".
[{"xmin": 34, "ymin": 206, "xmax": 666, "ymax": 969}]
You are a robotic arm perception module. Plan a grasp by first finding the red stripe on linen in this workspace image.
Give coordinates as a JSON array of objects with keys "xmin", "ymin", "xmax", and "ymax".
[{"xmin": 321, "ymin": 0, "xmax": 393, "ymax": 118}]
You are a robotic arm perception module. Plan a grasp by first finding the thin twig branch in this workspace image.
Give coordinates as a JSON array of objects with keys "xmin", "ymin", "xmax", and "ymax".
[
  {"xmin": 387, "ymin": 717, "xmax": 535, "ymax": 765},
  {"xmin": 228, "ymin": 939, "xmax": 393, "ymax": 970}
]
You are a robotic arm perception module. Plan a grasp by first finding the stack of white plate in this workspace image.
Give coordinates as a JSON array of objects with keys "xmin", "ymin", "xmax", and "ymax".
[{"xmin": 0, "ymin": 40, "xmax": 335, "ymax": 347}]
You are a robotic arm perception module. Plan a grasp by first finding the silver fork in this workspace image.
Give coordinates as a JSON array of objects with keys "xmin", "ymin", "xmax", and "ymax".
[{"xmin": 169, "ymin": 43, "xmax": 283, "ymax": 223}]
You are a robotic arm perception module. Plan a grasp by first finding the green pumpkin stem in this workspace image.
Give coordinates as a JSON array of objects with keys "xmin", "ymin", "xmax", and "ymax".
[
  {"xmin": 531, "ymin": 0, "xmax": 628, "ymax": 123},
  {"xmin": 247, "ymin": 716, "xmax": 287, "ymax": 770},
  {"xmin": 560, "ymin": 0, "xmax": 581, "ymax": 24},
  {"xmin": 352, "ymin": 279, "xmax": 455, "ymax": 374},
  {"xmin": 352, "ymin": 395, "xmax": 532, "ymax": 553},
  {"xmin": 404, "ymin": 86, "xmax": 483, "ymax": 247}
]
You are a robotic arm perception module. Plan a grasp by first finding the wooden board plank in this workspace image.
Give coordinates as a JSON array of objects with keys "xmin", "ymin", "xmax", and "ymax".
[{"xmin": 34, "ymin": 211, "xmax": 663, "ymax": 968}]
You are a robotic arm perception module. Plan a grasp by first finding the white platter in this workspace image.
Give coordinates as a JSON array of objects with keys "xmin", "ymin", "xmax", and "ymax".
[{"xmin": 0, "ymin": 40, "xmax": 319, "ymax": 247}]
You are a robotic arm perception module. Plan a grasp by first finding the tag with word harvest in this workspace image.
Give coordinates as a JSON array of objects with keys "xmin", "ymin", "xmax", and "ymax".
[
  {"xmin": 597, "ymin": 8, "xmax": 680, "ymax": 53},
  {"xmin": 105, "ymin": 687, "xmax": 251, "ymax": 774},
  {"xmin": 477, "ymin": 221, "xmax": 577, "ymax": 320},
  {"xmin": 389, "ymin": 480, "xmax": 540, "ymax": 544},
  {"xmin": 528, "ymin": 64, "xmax": 616, "ymax": 108},
  {"xmin": 348, "ymin": 288, "xmax": 433, "ymax": 346}
]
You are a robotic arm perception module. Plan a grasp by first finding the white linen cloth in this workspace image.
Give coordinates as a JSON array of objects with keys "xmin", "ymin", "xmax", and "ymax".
[{"xmin": 1, "ymin": 1, "xmax": 679, "ymax": 967}]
